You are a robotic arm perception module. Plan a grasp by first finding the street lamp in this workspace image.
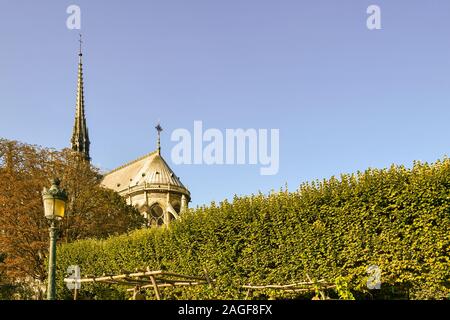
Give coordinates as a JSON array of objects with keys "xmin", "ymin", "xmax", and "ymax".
[{"xmin": 42, "ymin": 178, "xmax": 68, "ymax": 300}]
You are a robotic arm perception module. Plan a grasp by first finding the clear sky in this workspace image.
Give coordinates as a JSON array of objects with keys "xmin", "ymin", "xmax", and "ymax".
[{"xmin": 1, "ymin": 1, "xmax": 449, "ymax": 207}]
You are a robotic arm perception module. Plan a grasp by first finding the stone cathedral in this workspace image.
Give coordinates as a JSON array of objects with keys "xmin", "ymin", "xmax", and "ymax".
[{"xmin": 70, "ymin": 40, "xmax": 191, "ymax": 227}]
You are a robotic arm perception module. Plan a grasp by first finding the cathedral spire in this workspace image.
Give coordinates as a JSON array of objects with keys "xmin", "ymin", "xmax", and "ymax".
[
  {"xmin": 71, "ymin": 34, "xmax": 91, "ymax": 161},
  {"xmin": 155, "ymin": 122, "xmax": 163, "ymax": 155}
]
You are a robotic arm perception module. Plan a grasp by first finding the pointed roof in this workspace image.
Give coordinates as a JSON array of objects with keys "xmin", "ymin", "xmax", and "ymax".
[
  {"xmin": 102, "ymin": 124, "xmax": 190, "ymax": 198},
  {"xmin": 101, "ymin": 151, "xmax": 190, "ymax": 197},
  {"xmin": 71, "ymin": 34, "xmax": 90, "ymax": 161}
]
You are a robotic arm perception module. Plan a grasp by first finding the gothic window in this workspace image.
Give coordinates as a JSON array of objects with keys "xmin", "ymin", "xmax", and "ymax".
[
  {"xmin": 149, "ymin": 204, "xmax": 164, "ymax": 226},
  {"xmin": 172, "ymin": 203, "xmax": 181, "ymax": 214}
]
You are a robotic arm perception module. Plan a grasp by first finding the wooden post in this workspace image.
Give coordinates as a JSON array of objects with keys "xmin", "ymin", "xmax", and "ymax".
[
  {"xmin": 245, "ymin": 288, "xmax": 251, "ymax": 300},
  {"xmin": 73, "ymin": 287, "xmax": 78, "ymax": 301},
  {"xmin": 150, "ymin": 275, "xmax": 161, "ymax": 300},
  {"xmin": 203, "ymin": 268, "xmax": 212, "ymax": 287},
  {"xmin": 319, "ymin": 290, "xmax": 326, "ymax": 300}
]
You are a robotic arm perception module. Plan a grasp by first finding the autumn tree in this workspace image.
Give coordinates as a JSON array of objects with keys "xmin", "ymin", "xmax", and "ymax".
[{"xmin": 0, "ymin": 139, "xmax": 145, "ymax": 298}]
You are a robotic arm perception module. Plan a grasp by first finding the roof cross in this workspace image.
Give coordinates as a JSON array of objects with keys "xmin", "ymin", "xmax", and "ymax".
[{"xmin": 155, "ymin": 122, "xmax": 163, "ymax": 154}]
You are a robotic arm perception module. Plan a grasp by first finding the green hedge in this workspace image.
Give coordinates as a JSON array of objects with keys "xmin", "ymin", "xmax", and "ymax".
[{"xmin": 56, "ymin": 159, "xmax": 450, "ymax": 300}]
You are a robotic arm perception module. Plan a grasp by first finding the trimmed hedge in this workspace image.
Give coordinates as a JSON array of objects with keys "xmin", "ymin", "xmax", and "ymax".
[{"xmin": 56, "ymin": 159, "xmax": 450, "ymax": 300}]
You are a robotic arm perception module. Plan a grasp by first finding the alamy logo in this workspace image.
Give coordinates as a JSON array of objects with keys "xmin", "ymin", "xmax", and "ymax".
[
  {"xmin": 367, "ymin": 265, "xmax": 382, "ymax": 290},
  {"xmin": 66, "ymin": 5, "xmax": 81, "ymax": 30},
  {"xmin": 367, "ymin": 5, "xmax": 382, "ymax": 30},
  {"xmin": 65, "ymin": 265, "xmax": 81, "ymax": 290},
  {"xmin": 171, "ymin": 121, "xmax": 280, "ymax": 176}
]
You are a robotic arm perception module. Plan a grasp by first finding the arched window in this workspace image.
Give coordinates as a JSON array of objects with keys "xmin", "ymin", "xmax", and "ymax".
[
  {"xmin": 172, "ymin": 203, "xmax": 181, "ymax": 214},
  {"xmin": 149, "ymin": 204, "xmax": 164, "ymax": 226}
]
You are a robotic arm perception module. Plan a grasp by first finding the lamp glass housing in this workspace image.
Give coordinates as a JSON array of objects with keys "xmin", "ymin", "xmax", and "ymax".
[
  {"xmin": 54, "ymin": 199, "xmax": 66, "ymax": 219},
  {"xmin": 42, "ymin": 179, "xmax": 67, "ymax": 220},
  {"xmin": 43, "ymin": 196, "xmax": 66, "ymax": 220},
  {"xmin": 43, "ymin": 196, "xmax": 55, "ymax": 219}
]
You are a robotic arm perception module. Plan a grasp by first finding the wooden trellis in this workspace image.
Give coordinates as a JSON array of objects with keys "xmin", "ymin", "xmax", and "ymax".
[
  {"xmin": 243, "ymin": 276, "xmax": 336, "ymax": 300},
  {"xmin": 64, "ymin": 268, "xmax": 213, "ymax": 300}
]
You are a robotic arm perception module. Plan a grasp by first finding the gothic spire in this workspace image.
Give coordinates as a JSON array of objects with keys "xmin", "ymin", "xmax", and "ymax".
[{"xmin": 71, "ymin": 34, "xmax": 90, "ymax": 161}]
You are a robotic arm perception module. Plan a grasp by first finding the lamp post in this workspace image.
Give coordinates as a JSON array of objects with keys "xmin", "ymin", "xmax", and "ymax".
[{"xmin": 42, "ymin": 178, "xmax": 68, "ymax": 300}]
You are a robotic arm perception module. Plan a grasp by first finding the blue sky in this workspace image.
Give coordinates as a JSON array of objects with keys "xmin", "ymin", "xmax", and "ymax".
[{"xmin": 1, "ymin": 1, "xmax": 449, "ymax": 206}]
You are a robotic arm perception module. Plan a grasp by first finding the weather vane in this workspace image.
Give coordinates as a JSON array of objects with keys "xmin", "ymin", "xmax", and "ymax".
[
  {"xmin": 155, "ymin": 121, "xmax": 163, "ymax": 134},
  {"xmin": 155, "ymin": 121, "xmax": 163, "ymax": 154}
]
